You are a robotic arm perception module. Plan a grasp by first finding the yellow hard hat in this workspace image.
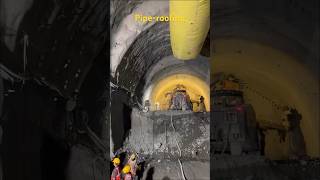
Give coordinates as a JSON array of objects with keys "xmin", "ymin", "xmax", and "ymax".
[
  {"xmin": 112, "ymin": 158, "xmax": 120, "ymax": 165},
  {"xmin": 122, "ymin": 165, "xmax": 131, "ymax": 174}
]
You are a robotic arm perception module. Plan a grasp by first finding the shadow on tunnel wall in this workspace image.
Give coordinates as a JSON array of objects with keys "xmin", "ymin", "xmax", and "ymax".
[{"xmin": 111, "ymin": 89, "xmax": 132, "ymax": 151}]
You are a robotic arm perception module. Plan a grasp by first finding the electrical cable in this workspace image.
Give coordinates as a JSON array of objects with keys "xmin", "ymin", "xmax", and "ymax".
[{"xmin": 170, "ymin": 111, "xmax": 187, "ymax": 180}]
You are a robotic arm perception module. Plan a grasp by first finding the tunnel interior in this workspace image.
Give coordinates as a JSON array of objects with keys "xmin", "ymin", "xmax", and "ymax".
[
  {"xmin": 110, "ymin": 10, "xmax": 210, "ymax": 151},
  {"xmin": 212, "ymin": 0, "xmax": 319, "ymax": 160},
  {"xmin": 110, "ymin": 1, "xmax": 210, "ymax": 178},
  {"xmin": 212, "ymin": 39, "xmax": 319, "ymax": 159},
  {"xmin": 0, "ymin": 0, "xmax": 319, "ymax": 179},
  {"xmin": 1, "ymin": 0, "xmax": 109, "ymax": 180},
  {"xmin": 210, "ymin": 1, "xmax": 320, "ymax": 179},
  {"xmin": 1, "ymin": 46, "xmax": 108, "ymax": 180}
]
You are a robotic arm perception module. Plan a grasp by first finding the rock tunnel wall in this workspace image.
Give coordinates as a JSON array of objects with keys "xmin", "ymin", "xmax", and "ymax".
[
  {"xmin": 110, "ymin": 0, "xmax": 169, "ymax": 76},
  {"xmin": 212, "ymin": 0, "xmax": 320, "ymax": 157},
  {"xmin": 113, "ymin": 22, "xmax": 172, "ymax": 93},
  {"xmin": 124, "ymin": 109, "xmax": 210, "ymax": 160},
  {"xmin": 212, "ymin": 39, "xmax": 320, "ymax": 158},
  {"xmin": 1, "ymin": 0, "xmax": 108, "ymax": 98}
]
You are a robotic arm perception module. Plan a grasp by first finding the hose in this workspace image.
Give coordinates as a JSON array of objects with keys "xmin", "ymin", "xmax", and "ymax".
[{"xmin": 170, "ymin": 111, "xmax": 187, "ymax": 180}]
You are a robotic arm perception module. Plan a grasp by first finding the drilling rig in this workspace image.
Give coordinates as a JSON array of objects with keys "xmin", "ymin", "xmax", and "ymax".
[{"xmin": 211, "ymin": 76, "xmax": 260, "ymax": 155}]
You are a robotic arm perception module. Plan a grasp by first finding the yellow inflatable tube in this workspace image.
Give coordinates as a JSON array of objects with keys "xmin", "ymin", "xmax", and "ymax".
[{"xmin": 170, "ymin": 0, "xmax": 210, "ymax": 60}]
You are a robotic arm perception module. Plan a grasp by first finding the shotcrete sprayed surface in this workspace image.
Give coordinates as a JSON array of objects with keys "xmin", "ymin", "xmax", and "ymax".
[{"xmin": 111, "ymin": 1, "xmax": 169, "ymax": 76}]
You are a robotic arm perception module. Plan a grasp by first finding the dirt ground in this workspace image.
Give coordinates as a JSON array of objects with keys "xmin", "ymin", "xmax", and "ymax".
[{"xmin": 140, "ymin": 159, "xmax": 210, "ymax": 180}]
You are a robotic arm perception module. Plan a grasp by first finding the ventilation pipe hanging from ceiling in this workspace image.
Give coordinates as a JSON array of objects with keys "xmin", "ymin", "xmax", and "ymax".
[{"xmin": 169, "ymin": 0, "xmax": 210, "ymax": 60}]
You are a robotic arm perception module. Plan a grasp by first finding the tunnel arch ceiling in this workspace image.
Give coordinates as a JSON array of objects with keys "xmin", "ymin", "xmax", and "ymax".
[
  {"xmin": 112, "ymin": 22, "xmax": 210, "ymax": 103},
  {"xmin": 212, "ymin": 38, "xmax": 319, "ymax": 158},
  {"xmin": 111, "ymin": 0, "xmax": 210, "ymax": 78},
  {"xmin": 112, "ymin": 22, "xmax": 171, "ymax": 93},
  {"xmin": 110, "ymin": 0, "xmax": 169, "ymax": 76}
]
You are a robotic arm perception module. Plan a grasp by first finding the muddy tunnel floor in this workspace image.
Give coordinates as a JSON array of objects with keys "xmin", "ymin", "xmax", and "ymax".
[{"xmin": 211, "ymin": 155, "xmax": 320, "ymax": 180}]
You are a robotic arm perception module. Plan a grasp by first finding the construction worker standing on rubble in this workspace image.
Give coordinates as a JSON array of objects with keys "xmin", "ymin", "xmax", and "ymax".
[
  {"xmin": 198, "ymin": 96, "xmax": 206, "ymax": 112},
  {"xmin": 111, "ymin": 158, "xmax": 121, "ymax": 180}
]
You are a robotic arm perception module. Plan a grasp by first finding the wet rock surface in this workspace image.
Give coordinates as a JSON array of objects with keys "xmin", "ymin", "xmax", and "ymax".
[
  {"xmin": 124, "ymin": 110, "xmax": 210, "ymax": 160},
  {"xmin": 141, "ymin": 159, "xmax": 210, "ymax": 180}
]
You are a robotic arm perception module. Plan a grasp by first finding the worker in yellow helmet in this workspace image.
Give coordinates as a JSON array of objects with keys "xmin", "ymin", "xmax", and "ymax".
[
  {"xmin": 111, "ymin": 157, "xmax": 121, "ymax": 180},
  {"xmin": 127, "ymin": 153, "xmax": 139, "ymax": 178},
  {"xmin": 122, "ymin": 165, "xmax": 132, "ymax": 180}
]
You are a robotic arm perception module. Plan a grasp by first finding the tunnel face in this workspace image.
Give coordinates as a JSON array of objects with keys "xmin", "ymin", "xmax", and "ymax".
[
  {"xmin": 149, "ymin": 73, "xmax": 210, "ymax": 111},
  {"xmin": 212, "ymin": 38, "xmax": 319, "ymax": 159}
]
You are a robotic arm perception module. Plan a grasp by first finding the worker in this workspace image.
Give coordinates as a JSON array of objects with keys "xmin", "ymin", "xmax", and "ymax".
[
  {"xmin": 122, "ymin": 165, "xmax": 132, "ymax": 180},
  {"xmin": 143, "ymin": 100, "xmax": 150, "ymax": 112},
  {"xmin": 287, "ymin": 108, "xmax": 307, "ymax": 159},
  {"xmin": 111, "ymin": 158, "xmax": 121, "ymax": 180},
  {"xmin": 198, "ymin": 96, "xmax": 206, "ymax": 112},
  {"xmin": 185, "ymin": 94, "xmax": 193, "ymax": 111},
  {"xmin": 127, "ymin": 153, "xmax": 138, "ymax": 179}
]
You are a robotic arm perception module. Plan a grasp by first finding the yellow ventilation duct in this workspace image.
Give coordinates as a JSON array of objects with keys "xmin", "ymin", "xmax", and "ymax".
[{"xmin": 170, "ymin": 0, "xmax": 210, "ymax": 60}]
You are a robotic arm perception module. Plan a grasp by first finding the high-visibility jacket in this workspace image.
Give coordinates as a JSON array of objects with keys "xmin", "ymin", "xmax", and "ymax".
[
  {"xmin": 124, "ymin": 173, "xmax": 132, "ymax": 180},
  {"xmin": 111, "ymin": 166, "xmax": 121, "ymax": 180}
]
